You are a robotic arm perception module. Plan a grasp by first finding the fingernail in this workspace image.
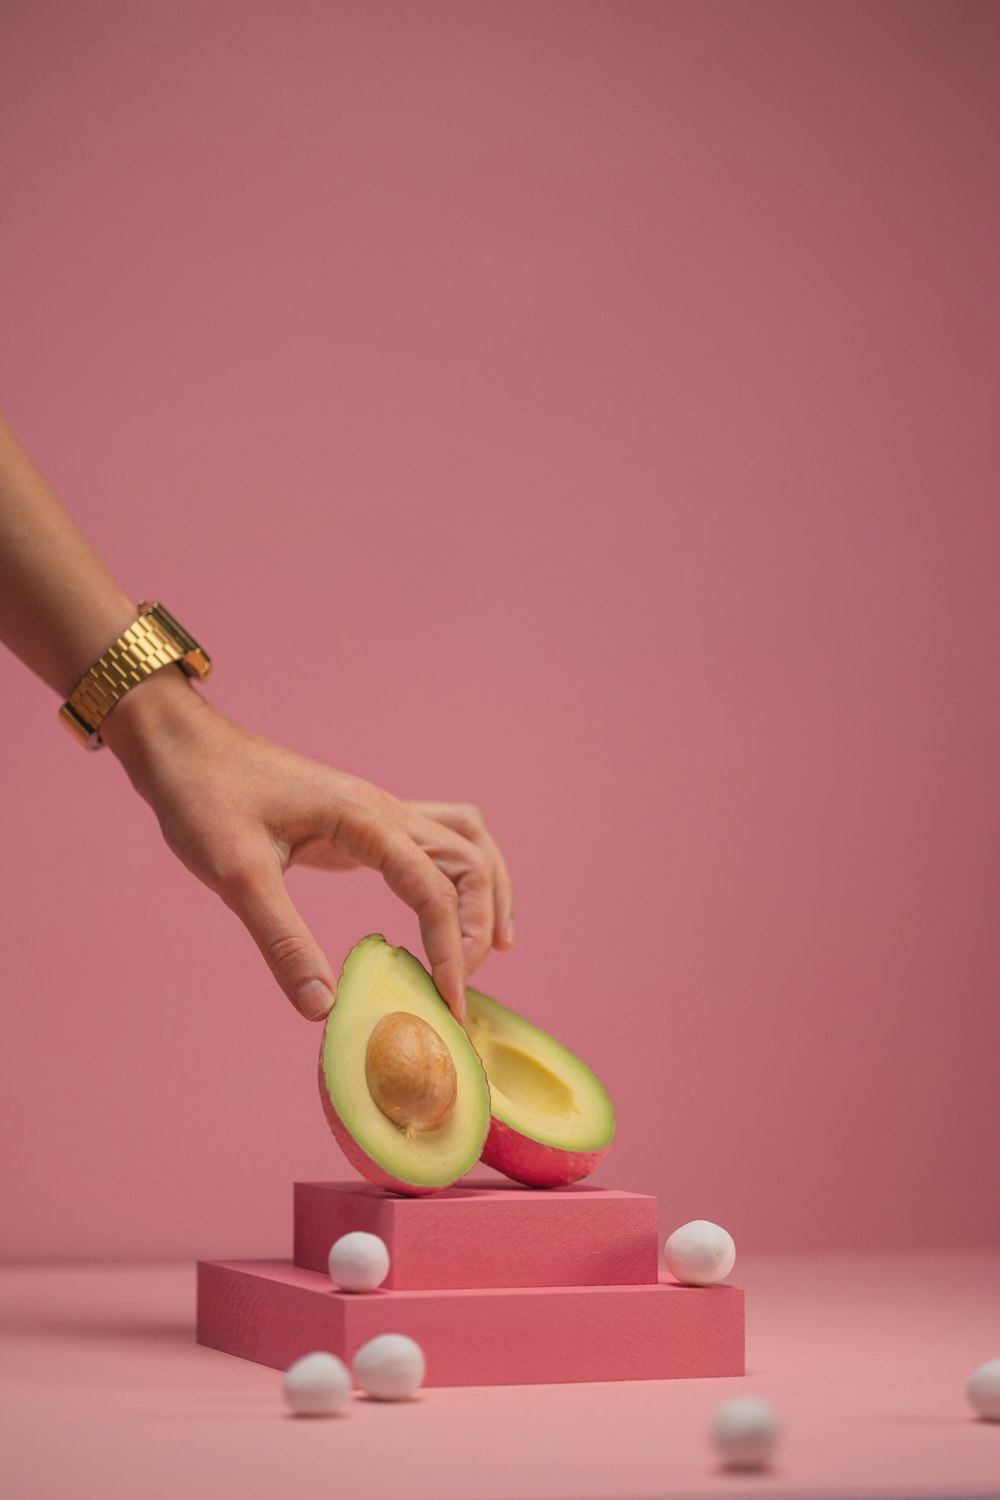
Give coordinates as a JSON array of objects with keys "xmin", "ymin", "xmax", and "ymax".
[
  {"xmin": 294, "ymin": 979, "xmax": 333, "ymax": 1021},
  {"xmin": 505, "ymin": 917, "xmax": 515, "ymax": 945}
]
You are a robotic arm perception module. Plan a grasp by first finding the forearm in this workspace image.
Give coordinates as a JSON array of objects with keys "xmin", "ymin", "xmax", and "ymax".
[{"xmin": 0, "ymin": 414, "xmax": 136, "ymax": 697}]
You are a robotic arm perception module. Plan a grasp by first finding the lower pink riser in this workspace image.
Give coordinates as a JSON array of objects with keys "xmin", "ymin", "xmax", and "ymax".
[{"xmin": 196, "ymin": 1259, "xmax": 744, "ymax": 1385}]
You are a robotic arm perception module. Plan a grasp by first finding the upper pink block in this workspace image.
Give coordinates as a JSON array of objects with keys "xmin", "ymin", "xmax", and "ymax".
[{"xmin": 293, "ymin": 1175, "xmax": 659, "ymax": 1288}]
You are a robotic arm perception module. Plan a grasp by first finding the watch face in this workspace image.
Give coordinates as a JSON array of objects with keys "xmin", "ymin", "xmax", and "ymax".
[{"xmin": 143, "ymin": 603, "xmax": 211, "ymax": 680}]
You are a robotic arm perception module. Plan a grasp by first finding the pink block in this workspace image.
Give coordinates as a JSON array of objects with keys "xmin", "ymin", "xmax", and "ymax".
[
  {"xmin": 293, "ymin": 1177, "xmax": 660, "ymax": 1288},
  {"xmin": 196, "ymin": 1259, "xmax": 745, "ymax": 1386}
]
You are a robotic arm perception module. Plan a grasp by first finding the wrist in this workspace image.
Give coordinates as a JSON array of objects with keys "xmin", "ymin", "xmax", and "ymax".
[
  {"xmin": 56, "ymin": 594, "xmax": 138, "ymax": 698},
  {"xmin": 61, "ymin": 599, "xmax": 212, "ymax": 756},
  {"xmin": 100, "ymin": 663, "xmax": 215, "ymax": 790}
]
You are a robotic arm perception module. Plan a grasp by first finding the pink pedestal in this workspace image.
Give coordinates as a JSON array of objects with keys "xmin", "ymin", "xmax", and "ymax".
[
  {"xmin": 293, "ymin": 1176, "xmax": 659, "ymax": 1288},
  {"xmin": 196, "ymin": 1258, "xmax": 745, "ymax": 1385}
]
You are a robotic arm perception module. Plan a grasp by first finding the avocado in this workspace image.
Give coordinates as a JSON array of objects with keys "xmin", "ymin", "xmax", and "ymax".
[
  {"xmin": 317, "ymin": 935, "xmax": 491, "ymax": 1195},
  {"xmin": 464, "ymin": 986, "xmax": 615, "ymax": 1187}
]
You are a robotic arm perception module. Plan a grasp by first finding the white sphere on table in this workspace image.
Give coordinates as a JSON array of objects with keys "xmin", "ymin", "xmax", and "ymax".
[
  {"xmin": 353, "ymin": 1332, "xmax": 426, "ymax": 1400},
  {"xmin": 710, "ymin": 1395, "xmax": 780, "ymax": 1469},
  {"xmin": 967, "ymin": 1357, "xmax": 1000, "ymax": 1420},
  {"xmin": 282, "ymin": 1351, "xmax": 352, "ymax": 1416}
]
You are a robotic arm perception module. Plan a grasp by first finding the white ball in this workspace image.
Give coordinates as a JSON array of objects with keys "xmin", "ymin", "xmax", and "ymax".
[
  {"xmin": 282, "ymin": 1351, "xmax": 351, "ymax": 1416},
  {"xmin": 711, "ymin": 1396, "xmax": 780, "ymax": 1469},
  {"xmin": 967, "ymin": 1357, "xmax": 1000, "ymax": 1420},
  {"xmin": 352, "ymin": 1332, "xmax": 426, "ymax": 1400},
  {"xmin": 664, "ymin": 1219, "xmax": 736, "ymax": 1285},
  {"xmin": 328, "ymin": 1231, "xmax": 390, "ymax": 1292}
]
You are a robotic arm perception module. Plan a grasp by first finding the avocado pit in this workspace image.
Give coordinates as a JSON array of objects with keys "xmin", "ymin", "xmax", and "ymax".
[{"xmin": 365, "ymin": 1010, "xmax": 458, "ymax": 1136}]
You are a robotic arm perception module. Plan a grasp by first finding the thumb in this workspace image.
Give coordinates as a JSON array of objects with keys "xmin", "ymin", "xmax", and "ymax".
[{"xmin": 226, "ymin": 863, "xmax": 335, "ymax": 1021}]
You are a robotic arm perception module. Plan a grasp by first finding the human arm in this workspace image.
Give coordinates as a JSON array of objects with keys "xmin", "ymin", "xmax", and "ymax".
[{"xmin": 0, "ymin": 415, "xmax": 514, "ymax": 1023}]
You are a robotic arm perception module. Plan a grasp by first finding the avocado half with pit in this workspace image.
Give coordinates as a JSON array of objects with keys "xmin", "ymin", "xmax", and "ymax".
[
  {"xmin": 318, "ymin": 934, "xmax": 491, "ymax": 1195},
  {"xmin": 464, "ymin": 986, "xmax": 615, "ymax": 1187}
]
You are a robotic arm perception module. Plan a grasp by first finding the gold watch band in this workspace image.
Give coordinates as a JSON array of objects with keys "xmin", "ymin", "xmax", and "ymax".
[{"xmin": 59, "ymin": 600, "xmax": 211, "ymax": 749}]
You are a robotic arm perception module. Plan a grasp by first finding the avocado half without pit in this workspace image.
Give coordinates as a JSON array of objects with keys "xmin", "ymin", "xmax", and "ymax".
[
  {"xmin": 462, "ymin": 984, "xmax": 615, "ymax": 1187},
  {"xmin": 318, "ymin": 934, "xmax": 616, "ymax": 1195}
]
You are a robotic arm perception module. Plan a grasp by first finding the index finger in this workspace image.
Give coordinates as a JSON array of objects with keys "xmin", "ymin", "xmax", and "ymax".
[{"xmin": 334, "ymin": 799, "xmax": 467, "ymax": 1022}]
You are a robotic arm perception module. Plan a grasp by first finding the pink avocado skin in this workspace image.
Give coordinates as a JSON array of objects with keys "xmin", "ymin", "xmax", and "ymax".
[{"xmin": 480, "ymin": 1113, "xmax": 612, "ymax": 1188}]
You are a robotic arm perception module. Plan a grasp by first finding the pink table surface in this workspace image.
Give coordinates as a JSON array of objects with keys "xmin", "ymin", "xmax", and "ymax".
[{"xmin": 2, "ymin": 1248, "xmax": 999, "ymax": 1500}]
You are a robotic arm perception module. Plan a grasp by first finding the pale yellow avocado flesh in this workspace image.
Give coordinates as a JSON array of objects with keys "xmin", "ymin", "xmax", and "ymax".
[
  {"xmin": 322, "ymin": 936, "xmax": 491, "ymax": 1187},
  {"xmin": 464, "ymin": 986, "xmax": 615, "ymax": 1151}
]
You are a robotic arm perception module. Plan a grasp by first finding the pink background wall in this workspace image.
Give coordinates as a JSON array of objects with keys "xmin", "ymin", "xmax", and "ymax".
[{"xmin": 2, "ymin": 0, "xmax": 998, "ymax": 1260}]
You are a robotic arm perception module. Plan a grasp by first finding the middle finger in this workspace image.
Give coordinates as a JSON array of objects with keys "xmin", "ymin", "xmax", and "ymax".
[{"xmin": 396, "ymin": 806, "xmax": 497, "ymax": 976}]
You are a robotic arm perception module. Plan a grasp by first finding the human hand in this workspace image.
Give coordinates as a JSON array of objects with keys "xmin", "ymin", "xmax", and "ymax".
[{"xmin": 101, "ymin": 668, "xmax": 514, "ymax": 1023}]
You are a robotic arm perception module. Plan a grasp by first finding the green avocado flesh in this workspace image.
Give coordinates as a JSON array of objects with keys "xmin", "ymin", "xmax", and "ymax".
[
  {"xmin": 464, "ymin": 987, "xmax": 615, "ymax": 1152},
  {"xmin": 321, "ymin": 935, "xmax": 492, "ymax": 1188}
]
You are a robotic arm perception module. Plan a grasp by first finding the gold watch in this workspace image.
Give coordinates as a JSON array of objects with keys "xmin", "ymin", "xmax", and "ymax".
[{"xmin": 59, "ymin": 600, "xmax": 211, "ymax": 749}]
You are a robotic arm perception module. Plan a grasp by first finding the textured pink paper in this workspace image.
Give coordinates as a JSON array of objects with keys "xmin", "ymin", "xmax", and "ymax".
[
  {"xmin": 294, "ymin": 1177, "xmax": 659, "ymax": 1288},
  {"xmin": 196, "ymin": 1258, "xmax": 745, "ymax": 1385}
]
